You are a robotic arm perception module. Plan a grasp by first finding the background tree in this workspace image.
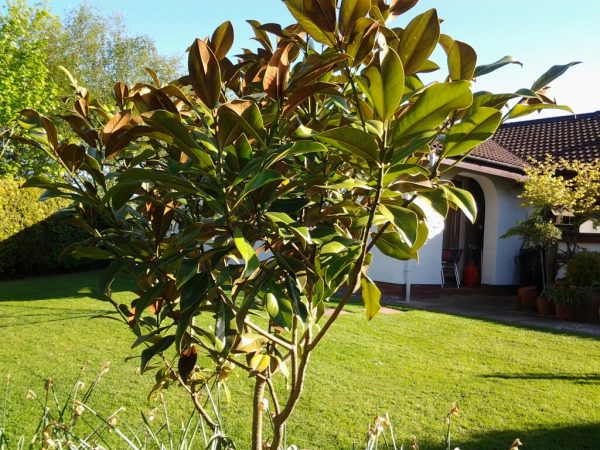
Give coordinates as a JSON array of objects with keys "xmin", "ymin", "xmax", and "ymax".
[
  {"xmin": 46, "ymin": 3, "xmax": 183, "ymax": 105},
  {"xmin": 1, "ymin": 1, "xmax": 182, "ymax": 178},
  {"xmin": 17, "ymin": 1, "xmax": 574, "ymax": 448},
  {"xmin": 0, "ymin": 0, "xmax": 60, "ymax": 177},
  {"xmin": 520, "ymin": 155, "xmax": 600, "ymax": 260}
]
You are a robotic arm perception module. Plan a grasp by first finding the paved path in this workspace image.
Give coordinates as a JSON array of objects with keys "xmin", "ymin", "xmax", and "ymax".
[{"xmin": 385, "ymin": 295, "xmax": 600, "ymax": 337}]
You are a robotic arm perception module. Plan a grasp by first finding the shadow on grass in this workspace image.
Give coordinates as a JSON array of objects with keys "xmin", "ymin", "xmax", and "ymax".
[
  {"xmin": 0, "ymin": 305, "xmax": 117, "ymax": 328},
  {"xmin": 451, "ymin": 422, "xmax": 600, "ymax": 450},
  {"xmin": 481, "ymin": 372, "xmax": 600, "ymax": 385},
  {"xmin": 0, "ymin": 271, "xmax": 134, "ymax": 302}
]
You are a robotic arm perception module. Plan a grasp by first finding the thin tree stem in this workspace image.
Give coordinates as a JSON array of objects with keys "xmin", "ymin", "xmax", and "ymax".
[{"xmin": 252, "ymin": 378, "xmax": 267, "ymax": 450}]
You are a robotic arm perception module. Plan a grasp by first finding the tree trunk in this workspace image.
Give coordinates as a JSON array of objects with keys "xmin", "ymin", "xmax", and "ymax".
[
  {"xmin": 271, "ymin": 424, "xmax": 285, "ymax": 450},
  {"xmin": 252, "ymin": 378, "xmax": 267, "ymax": 450}
]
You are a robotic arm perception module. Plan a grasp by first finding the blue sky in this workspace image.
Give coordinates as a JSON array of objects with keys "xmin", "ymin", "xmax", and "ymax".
[{"xmin": 33, "ymin": 1, "xmax": 600, "ymax": 116}]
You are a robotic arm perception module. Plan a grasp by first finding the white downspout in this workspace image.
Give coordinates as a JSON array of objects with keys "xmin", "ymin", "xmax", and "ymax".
[{"xmin": 404, "ymin": 260, "xmax": 411, "ymax": 303}]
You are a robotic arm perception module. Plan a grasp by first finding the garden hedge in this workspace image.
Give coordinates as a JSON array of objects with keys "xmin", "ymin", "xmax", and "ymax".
[
  {"xmin": 566, "ymin": 251, "xmax": 600, "ymax": 287},
  {"xmin": 0, "ymin": 178, "xmax": 93, "ymax": 278}
]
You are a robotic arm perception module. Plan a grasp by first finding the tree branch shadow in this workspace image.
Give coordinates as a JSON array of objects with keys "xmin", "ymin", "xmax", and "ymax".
[{"xmin": 481, "ymin": 372, "xmax": 600, "ymax": 385}]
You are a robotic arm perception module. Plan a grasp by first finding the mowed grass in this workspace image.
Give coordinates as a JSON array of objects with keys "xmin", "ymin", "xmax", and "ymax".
[{"xmin": 0, "ymin": 272, "xmax": 599, "ymax": 449}]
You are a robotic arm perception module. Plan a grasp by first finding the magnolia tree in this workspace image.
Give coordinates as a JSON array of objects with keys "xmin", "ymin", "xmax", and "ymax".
[{"xmin": 17, "ymin": 0, "xmax": 573, "ymax": 448}]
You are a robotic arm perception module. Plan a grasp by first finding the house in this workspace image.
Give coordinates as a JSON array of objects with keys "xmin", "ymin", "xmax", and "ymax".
[{"xmin": 369, "ymin": 110, "xmax": 600, "ymax": 298}]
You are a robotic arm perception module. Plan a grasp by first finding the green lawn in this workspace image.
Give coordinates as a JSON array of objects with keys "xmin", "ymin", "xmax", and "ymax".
[{"xmin": 0, "ymin": 272, "xmax": 599, "ymax": 449}]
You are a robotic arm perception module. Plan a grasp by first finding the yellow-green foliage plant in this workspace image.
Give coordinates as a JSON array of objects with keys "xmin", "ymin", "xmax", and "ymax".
[
  {"xmin": 16, "ymin": 1, "xmax": 575, "ymax": 448},
  {"xmin": 0, "ymin": 179, "xmax": 92, "ymax": 277},
  {"xmin": 0, "ymin": 178, "xmax": 65, "ymax": 241},
  {"xmin": 520, "ymin": 155, "xmax": 600, "ymax": 258}
]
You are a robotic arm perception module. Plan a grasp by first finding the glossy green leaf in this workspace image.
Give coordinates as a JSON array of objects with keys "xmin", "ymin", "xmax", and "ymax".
[
  {"xmin": 247, "ymin": 19, "xmax": 272, "ymax": 51},
  {"xmin": 116, "ymin": 168, "xmax": 199, "ymax": 195},
  {"xmin": 98, "ymin": 258, "xmax": 131, "ymax": 299},
  {"xmin": 307, "ymin": 0, "xmax": 337, "ymax": 32},
  {"xmin": 412, "ymin": 220, "xmax": 429, "ymax": 252},
  {"xmin": 180, "ymin": 273, "xmax": 211, "ymax": 311},
  {"xmin": 474, "ymin": 55, "xmax": 522, "ymax": 78},
  {"xmin": 217, "ymin": 100, "xmax": 266, "ymax": 148},
  {"xmin": 235, "ymin": 333, "xmax": 266, "ymax": 353},
  {"xmin": 339, "ymin": 0, "xmax": 370, "ymax": 36},
  {"xmin": 377, "ymin": 204, "xmax": 418, "ymax": 245},
  {"xmin": 210, "ymin": 21, "xmax": 234, "ymax": 60},
  {"xmin": 134, "ymin": 284, "xmax": 164, "ymax": 320},
  {"xmin": 316, "ymin": 126, "xmax": 379, "ymax": 162},
  {"xmin": 362, "ymin": 48, "xmax": 404, "ymax": 121},
  {"xmin": 263, "ymin": 44, "xmax": 291, "ymax": 100},
  {"xmin": 142, "ymin": 110, "xmax": 214, "ymax": 169},
  {"xmin": 283, "ymin": 0, "xmax": 336, "ymax": 46},
  {"xmin": 391, "ymin": 81, "xmax": 473, "ymax": 145},
  {"xmin": 141, "ymin": 335, "xmax": 176, "ymax": 372},
  {"xmin": 389, "ymin": 0, "xmax": 418, "ymax": 17},
  {"xmin": 346, "ymin": 18, "xmax": 378, "ymax": 67},
  {"xmin": 531, "ymin": 62, "xmax": 581, "ymax": 92},
  {"xmin": 269, "ymin": 141, "xmax": 327, "ymax": 166},
  {"xmin": 266, "ymin": 211, "xmax": 312, "ymax": 243},
  {"xmin": 249, "ymin": 354, "xmax": 271, "ymax": 373},
  {"xmin": 282, "ymin": 82, "xmax": 338, "ymax": 118},
  {"xmin": 418, "ymin": 189, "xmax": 449, "ymax": 218},
  {"xmin": 375, "ymin": 231, "xmax": 417, "ymax": 260},
  {"xmin": 398, "ymin": 9, "xmax": 440, "ymax": 75},
  {"xmin": 17, "ymin": 109, "xmax": 51, "ymax": 150},
  {"xmin": 443, "ymin": 185, "xmax": 477, "ymax": 223},
  {"xmin": 414, "ymin": 60, "xmax": 440, "ymax": 73},
  {"xmin": 233, "ymin": 227, "xmax": 260, "ymax": 277},
  {"xmin": 239, "ymin": 169, "xmax": 284, "ymax": 201},
  {"xmin": 176, "ymin": 259, "xmax": 199, "ymax": 290},
  {"xmin": 70, "ymin": 246, "xmax": 112, "ymax": 260},
  {"xmin": 447, "ymin": 40, "xmax": 477, "ymax": 81},
  {"xmin": 508, "ymin": 103, "xmax": 575, "ymax": 119},
  {"xmin": 188, "ymin": 38, "xmax": 221, "ymax": 109},
  {"xmin": 360, "ymin": 274, "xmax": 381, "ymax": 321},
  {"xmin": 471, "ymin": 92, "xmax": 518, "ymax": 111},
  {"xmin": 443, "ymin": 107, "xmax": 502, "ymax": 158}
]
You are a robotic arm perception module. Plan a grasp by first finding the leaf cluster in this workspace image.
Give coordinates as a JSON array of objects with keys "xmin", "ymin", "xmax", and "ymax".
[{"xmin": 520, "ymin": 155, "xmax": 600, "ymax": 220}]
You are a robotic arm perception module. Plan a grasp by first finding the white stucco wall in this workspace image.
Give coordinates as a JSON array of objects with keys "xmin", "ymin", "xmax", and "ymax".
[
  {"xmin": 369, "ymin": 169, "xmax": 527, "ymax": 286},
  {"xmin": 369, "ymin": 203, "xmax": 446, "ymax": 285}
]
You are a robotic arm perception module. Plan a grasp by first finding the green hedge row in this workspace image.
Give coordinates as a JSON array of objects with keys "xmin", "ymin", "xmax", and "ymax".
[
  {"xmin": 566, "ymin": 251, "xmax": 600, "ymax": 287},
  {"xmin": 0, "ymin": 178, "xmax": 94, "ymax": 278}
]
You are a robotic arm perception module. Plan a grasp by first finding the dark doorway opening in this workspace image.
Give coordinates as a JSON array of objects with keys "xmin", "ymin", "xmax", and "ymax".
[{"xmin": 442, "ymin": 177, "xmax": 486, "ymax": 286}]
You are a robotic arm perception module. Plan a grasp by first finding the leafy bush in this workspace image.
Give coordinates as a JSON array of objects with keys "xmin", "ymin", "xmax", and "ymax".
[
  {"xmin": 547, "ymin": 286, "xmax": 584, "ymax": 306},
  {"xmin": 0, "ymin": 178, "xmax": 93, "ymax": 278},
  {"xmin": 566, "ymin": 251, "xmax": 600, "ymax": 287},
  {"xmin": 501, "ymin": 215, "xmax": 562, "ymax": 249}
]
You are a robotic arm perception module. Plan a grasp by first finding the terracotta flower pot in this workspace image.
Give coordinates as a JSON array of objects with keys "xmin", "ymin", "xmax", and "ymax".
[
  {"xmin": 537, "ymin": 296, "xmax": 555, "ymax": 316},
  {"xmin": 518, "ymin": 286, "xmax": 538, "ymax": 310},
  {"xmin": 556, "ymin": 304, "xmax": 577, "ymax": 321}
]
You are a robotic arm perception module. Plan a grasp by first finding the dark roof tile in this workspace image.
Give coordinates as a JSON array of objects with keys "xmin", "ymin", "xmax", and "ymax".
[
  {"xmin": 471, "ymin": 140, "xmax": 527, "ymax": 168},
  {"xmin": 491, "ymin": 110, "xmax": 600, "ymax": 164}
]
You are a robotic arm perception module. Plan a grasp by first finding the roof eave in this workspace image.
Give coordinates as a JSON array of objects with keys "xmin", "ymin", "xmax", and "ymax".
[{"xmin": 441, "ymin": 157, "xmax": 526, "ymax": 181}]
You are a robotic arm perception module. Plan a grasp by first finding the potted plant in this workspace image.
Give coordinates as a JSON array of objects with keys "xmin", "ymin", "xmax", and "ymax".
[
  {"xmin": 566, "ymin": 251, "xmax": 600, "ymax": 322},
  {"xmin": 502, "ymin": 215, "xmax": 562, "ymax": 311},
  {"xmin": 548, "ymin": 286, "xmax": 583, "ymax": 321},
  {"xmin": 536, "ymin": 291, "xmax": 555, "ymax": 316},
  {"xmin": 517, "ymin": 285, "xmax": 538, "ymax": 310}
]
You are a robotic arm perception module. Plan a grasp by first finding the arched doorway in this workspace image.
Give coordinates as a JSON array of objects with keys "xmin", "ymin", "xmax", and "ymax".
[{"xmin": 442, "ymin": 176, "xmax": 486, "ymax": 286}]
